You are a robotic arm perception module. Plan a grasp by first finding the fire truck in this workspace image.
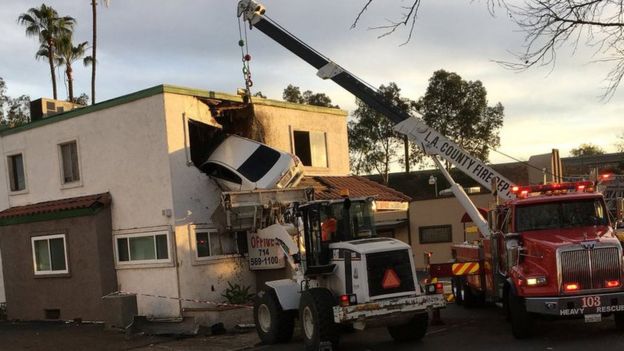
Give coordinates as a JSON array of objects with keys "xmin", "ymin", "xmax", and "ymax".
[{"xmin": 236, "ymin": 0, "xmax": 624, "ymax": 342}]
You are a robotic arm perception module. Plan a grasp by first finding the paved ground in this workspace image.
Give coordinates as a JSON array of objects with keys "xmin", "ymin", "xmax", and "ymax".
[
  {"xmin": 252, "ymin": 304, "xmax": 624, "ymax": 351},
  {"xmin": 0, "ymin": 320, "xmax": 260, "ymax": 351},
  {"xmin": 3, "ymin": 304, "xmax": 624, "ymax": 350}
]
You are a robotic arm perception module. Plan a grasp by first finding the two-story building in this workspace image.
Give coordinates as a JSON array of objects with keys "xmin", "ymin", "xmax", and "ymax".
[{"xmin": 0, "ymin": 85, "xmax": 351, "ymax": 321}]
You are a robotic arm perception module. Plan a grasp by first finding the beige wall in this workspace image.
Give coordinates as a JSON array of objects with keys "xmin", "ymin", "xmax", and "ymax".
[
  {"xmin": 408, "ymin": 194, "xmax": 493, "ymax": 269},
  {"xmin": 253, "ymin": 103, "xmax": 349, "ymax": 176},
  {"xmin": 375, "ymin": 210, "xmax": 410, "ymax": 244}
]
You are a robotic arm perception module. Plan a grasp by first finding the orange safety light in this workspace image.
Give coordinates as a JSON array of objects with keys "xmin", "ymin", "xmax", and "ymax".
[
  {"xmin": 381, "ymin": 268, "xmax": 401, "ymax": 289},
  {"xmin": 511, "ymin": 186, "xmax": 520, "ymax": 193},
  {"xmin": 564, "ymin": 283, "xmax": 580, "ymax": 292},
  {"xmin": 606, "ymin": 280, "xmax": 621, "ymax": 288}
]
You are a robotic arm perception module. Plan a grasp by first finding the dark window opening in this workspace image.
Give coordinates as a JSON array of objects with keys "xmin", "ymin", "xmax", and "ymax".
[
  {"xmin": 293, "ymin": 130, "xmax": 327, "ymax": 167},
  {"xmin": 293, "ymin": 131, "xmax": 312, "ymax": 166},
  {"xmin": 187, "ymin": 119, "xmax": 226, "ymax": 168},
  {"xmin": 8, "ymin": 154, "xmax": 25, "ymax": 192},
  {"xmin": 237, "ymin": 145, "xmax": 280, "ymax": 182},
  {"xmin": 419, "ymin": 225, "xmax": 452, "ymax": 244},
  {"xmin": 235, "ymin": 231, "xmax": 248, "ymax": 255}
]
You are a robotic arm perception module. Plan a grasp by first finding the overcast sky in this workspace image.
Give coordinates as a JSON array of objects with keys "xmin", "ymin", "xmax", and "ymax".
[{"xmin": 1, "ymin": 0, "xmax": 622, "ymax": 166}]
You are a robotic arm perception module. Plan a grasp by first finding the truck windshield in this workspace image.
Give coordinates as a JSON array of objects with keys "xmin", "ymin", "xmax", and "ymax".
[{"xmin": 515, "ymin": 198, "xmax": 608, "ymax": 232}]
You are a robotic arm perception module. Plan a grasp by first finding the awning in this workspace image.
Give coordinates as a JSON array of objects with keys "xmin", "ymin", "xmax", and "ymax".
[
  {"xmin": 0, "ymin": 192, "xmax": 111, "ymax": 226},
  {"xmin": 375, "ymin": 219, "xmax": 408, "ymax": 230},
  {"xmin": 460, "ymin": 207, "xmax": 488, "ymax": 223}
]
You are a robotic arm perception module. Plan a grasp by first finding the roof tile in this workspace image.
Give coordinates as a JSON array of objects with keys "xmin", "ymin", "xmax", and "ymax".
[{"xmin": 0, "ymin": 193, "xmax": 111, "ymax": 219}]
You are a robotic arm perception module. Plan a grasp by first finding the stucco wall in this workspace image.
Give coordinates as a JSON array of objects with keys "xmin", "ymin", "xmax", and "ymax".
[
  {"xmin": 253, "ymin": 104, "xmax": 349, "ymax": 176},
  {"xmin": 409, "ymin": 194, "xmax": 492, "ymax": 269},
  {"xmin": 0, "ymin": 94, "xmax": 180, "ymax": 317},
  {"xmin": 162, "ymin": 93, "xmax": 256, "ymax": 309},
  {"xmin": 0, "ymin": 209, "xmax": 116, "ymax": 321}
]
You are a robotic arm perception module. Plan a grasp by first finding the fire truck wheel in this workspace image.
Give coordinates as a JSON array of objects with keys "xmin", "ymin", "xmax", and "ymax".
[
  {"xmin": 299, "ymin": 288, "xmax": 339, "ymax": 351},
  {"xmin": 453, "ymin": 278, "xmax": 464, "ymax": 306},
  {"xmin": 508, "ymin": 290, "xmax": 533, "ymax": 339},
  {"xmin": 387, "ymin": 312, "xmax": 429, "ymax": 342},
  {"xmin": 253, "ymin": 288, "xmax": 295, "ymax": 344},
  {"xmin": 462, "ymin": 280, "xmax": 482, "ymax": 308},
  {"xmin": 614, "ymin": 312, "xmax": 624, "ymax": 331}
]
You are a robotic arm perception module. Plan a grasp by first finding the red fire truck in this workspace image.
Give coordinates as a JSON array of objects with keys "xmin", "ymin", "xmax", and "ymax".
[{"xmin": 443, "ymin": 181, "xmax": 624, "ymax": 338}]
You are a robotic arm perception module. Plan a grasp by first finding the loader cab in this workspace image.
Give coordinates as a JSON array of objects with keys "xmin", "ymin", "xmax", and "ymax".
[{"xmin": 299, "ymin": 197, "xmax": 376, "ymax": 275}]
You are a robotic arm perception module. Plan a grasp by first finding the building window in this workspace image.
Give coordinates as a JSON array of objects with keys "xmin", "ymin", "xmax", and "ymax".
[
  {"xmin": 195, "ymin": 230, "xmax": 237, "ymax": 258},
  {"xmin": 59, "ymin": 141, "xmax": 80, "ymax": 184},
  {"xmin": 293, "ymin": 130, "xmax": 327, "ymax": 167},
  {"xmin": 419, "ymin": 225, "xmax": 452, "ymax": 244},
  {"xmin": 7, "ymin": 153, "xmax": 25, "ymax": 192},
  {"xmin": 31, "ymin": 234, "xmax": 68, "ymax": 275},
  {"xmin": 116, "ymin": 232, "xmax": 170, "ymax": 263}
]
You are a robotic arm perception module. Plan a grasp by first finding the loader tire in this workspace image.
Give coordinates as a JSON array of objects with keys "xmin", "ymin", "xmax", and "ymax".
[
  {"xmin": 453, "ymin": 277, "xmax": 464, "ymax": 306},
  {"xmin": 300, "ymin": 288, "xmax": 339, "ymax": 351},
  {"xmin": 387, "ymin": 312, "xmax": 429, "ymax": 342},
  {"xmin": 508, "ymin": 289, "xmax": 533, "ymax": 339},
  {"xmin": 253, "ymin": 288, "xmax": 295, "ymax": 344}
]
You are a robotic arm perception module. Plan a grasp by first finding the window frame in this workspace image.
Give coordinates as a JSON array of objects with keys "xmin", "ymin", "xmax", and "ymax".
[
  {"xmin": 291, "ymin": 129, "xmax": 328, "ymax": 168},
  {"xmin": 418, "ymin": 224, "xmax": 453, "ymax": 244},
  {"xmin": 114, "ymin": 231, "xmax": 172, "ymax": 266},
  {"xmin": 190, "ymin": 226, "xmax": 240, "ymax": 265},
  {"xmin": 57, "ymin": 139, "xmax": 83, "ymax": 189},
  {"xmin": 31, "ymin": 234, "xmax": 69, "ymax": 276},
  {"xmin": 6, "ymin": 151, "xmax": 28, "ymax": 194}
]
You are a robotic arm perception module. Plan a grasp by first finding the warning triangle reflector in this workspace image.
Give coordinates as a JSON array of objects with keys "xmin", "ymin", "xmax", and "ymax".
[{"xmin": 381, "ymin": 268, "xmax": 401, "ymax": 289}]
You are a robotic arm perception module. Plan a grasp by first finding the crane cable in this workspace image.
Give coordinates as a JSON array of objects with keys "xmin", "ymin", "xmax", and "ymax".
[{"xmin": 237, "ymin": 16, "xmax": 254, "ymax": 103}]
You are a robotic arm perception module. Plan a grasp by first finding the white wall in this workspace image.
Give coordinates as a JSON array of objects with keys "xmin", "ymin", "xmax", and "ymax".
[{"xmin": 0, "ymin": 94, "xmax": 180, "ymax": 316}]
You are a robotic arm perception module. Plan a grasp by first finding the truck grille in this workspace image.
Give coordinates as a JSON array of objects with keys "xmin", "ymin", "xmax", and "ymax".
[
  {"xmin": 559, "ymin": 246, "xmax": 622, "ymax": 292},
  {"xmin": 366, "ymin": 249, "xmax": 415, "ymax": 297}
]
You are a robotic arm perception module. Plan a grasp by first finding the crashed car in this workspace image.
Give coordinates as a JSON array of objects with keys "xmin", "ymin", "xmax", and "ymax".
[{"xmin": 200, "ymin": 135, "xmax": 304, "ymax": 191}]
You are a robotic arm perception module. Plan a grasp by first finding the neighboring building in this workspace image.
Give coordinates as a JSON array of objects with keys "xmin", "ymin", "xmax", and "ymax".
[{"xmin": 0, "ymin": 85, "xmax": 350, "ymax": 320}]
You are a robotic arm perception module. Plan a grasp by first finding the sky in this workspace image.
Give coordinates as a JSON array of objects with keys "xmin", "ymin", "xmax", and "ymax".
[{"xmin": 1, "ymin": 0, "xmax": 623, "ymax": 166}]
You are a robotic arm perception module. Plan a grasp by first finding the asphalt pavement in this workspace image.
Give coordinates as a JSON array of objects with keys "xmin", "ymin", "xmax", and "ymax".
[{"xmin": 252, "ymin": 303, "xmax": 624, "ymax": 351}]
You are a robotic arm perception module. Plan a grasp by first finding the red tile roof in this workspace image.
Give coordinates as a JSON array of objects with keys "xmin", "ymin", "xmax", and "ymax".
[
  {"xmin": 299, "ymin": 176, "xmax": 411, "ymax": 202},
  {"xmin": 0, "ymin": 192, "xmax": 111, "ymax": 219}
]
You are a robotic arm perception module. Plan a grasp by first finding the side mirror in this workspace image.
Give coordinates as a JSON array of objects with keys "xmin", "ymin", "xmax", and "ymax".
[{"xmin": 505, "ymin": 236, "xmax": 521, "ymax": 269}]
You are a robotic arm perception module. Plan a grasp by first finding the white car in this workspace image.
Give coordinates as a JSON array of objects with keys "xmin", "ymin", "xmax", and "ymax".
[{"xmin": 200, "ymin": 135, "xmax": 305, "ymax": 191}]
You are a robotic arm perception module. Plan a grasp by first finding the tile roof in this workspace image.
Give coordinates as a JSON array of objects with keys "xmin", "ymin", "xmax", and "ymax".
[
  {"xmin": 0, "ymin": 192, "xmax": 111, "ymax": 219},
  {"xmin": 299, "ymin": 176, "xmax": 411, "ymax": 202}
]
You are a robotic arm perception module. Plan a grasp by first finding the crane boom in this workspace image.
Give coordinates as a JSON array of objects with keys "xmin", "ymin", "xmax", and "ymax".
[{"xmin": 237, "ymin": 0, "xmax": 516, "ymax": 233}]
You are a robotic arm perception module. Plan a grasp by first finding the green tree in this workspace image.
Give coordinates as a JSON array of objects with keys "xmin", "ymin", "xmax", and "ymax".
[
  {"xmin": 570, "ymin": 143, "xmax": 606, "ymax": 157},
  {"xmin": 616, "ymin": 134, "xmax": 624, "ymax": 153},
  {"xmin": 411, "ymin": 69, "xmax": 504, "ymax": 169},
  {"xmin": 0, "ymin": 78, "xmax": 30, "ymax": 128},
  {"xmin": 72, "ymin": 93, "xmax": 90, "ymax": 105},
  {"xmin": 55, "ymin": 34, "xmax": 89, "ymax": 102},
  {"xmin": 282, "ymin": 84, "xmax": 338, "ymax": 107},
  {"xmin": 348, "ymin": 82, "xmax": 411, "ymax": 184},
  {"xmin": 90, "ymin": 0, "xmax": 110, "ymax": 105},
  {"xmin": 18, "ymin": 4, "xmax": 75, "ymax": 100}
]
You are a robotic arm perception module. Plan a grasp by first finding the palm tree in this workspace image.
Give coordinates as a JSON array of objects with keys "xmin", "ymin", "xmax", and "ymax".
[
  {"xmin": 55, "ymin": 35, "xmax": 89, "ymax": 102},
  {"xmin": 18, "ymin": 5, "xmax": 75, "ymax": 100},
  {"xmin": 91, "ymin": 0, "xmax": 110, "ymax": 105}
]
